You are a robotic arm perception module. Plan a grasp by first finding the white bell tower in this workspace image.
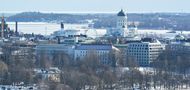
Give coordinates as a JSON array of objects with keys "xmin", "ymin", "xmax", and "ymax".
[{"xmin": 117, "ymin": 9, "xmax": 128, "ymax": 37}]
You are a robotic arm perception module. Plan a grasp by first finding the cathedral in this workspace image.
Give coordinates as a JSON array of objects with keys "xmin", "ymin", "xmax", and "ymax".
[
  {"xmin": 117, "ymin": 9, "xmax": 128, "ymax": 37},
  {"xmin": 107, "ymin": 9, "xmax": 137, "ymax": 38}
]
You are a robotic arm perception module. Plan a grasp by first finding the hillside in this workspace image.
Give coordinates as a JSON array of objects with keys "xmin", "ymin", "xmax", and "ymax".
[{"xmin": 6, "ymin": 12, "xmax": 190, "ymax": 30}]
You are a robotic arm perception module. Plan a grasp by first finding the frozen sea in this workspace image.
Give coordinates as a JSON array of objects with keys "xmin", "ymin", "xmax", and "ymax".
[
  {"xmin": 7, "ymin": 22, "xmax": 190, "ymax": 38},
  {"xmin": 7, "ymin": 22, "xmax": 89, "ymax": 35}
]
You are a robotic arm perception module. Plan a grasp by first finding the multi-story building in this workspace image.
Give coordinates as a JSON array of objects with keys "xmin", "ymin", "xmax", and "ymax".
[
  {"xmin": 53, "ymin": 23, "xmax": 107, "ymax": 44},
  {"xmin": 36, "ymin": 44, "xmax": 120, "ymax": 65},
  {"xmin": 36, "ymin": 44, "xmax": 75, "ymax": 60},
  {"xmin": 166, "ymin": 42, "xmax": 190, "ymax": 56},
  {"xmin": 2, "ymin": 41, "xmax": 36, "ymax": 62},
  {"xmin": 74, "ymin": 44, "xmax": 119, "ymax": 65},
  {"xmin": 166, "ymin": 41, "xmax": 190, "ymax": 56},
  {"xmin": 126, "ymin": 38, "xmax": 163, "ymax": 66},
  {"xmin": 165, "ymin": 34, "xmax": 190, "ymax": 56}
]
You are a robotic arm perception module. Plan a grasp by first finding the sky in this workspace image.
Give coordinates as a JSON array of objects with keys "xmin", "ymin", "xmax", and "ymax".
[{"xmin": 0, "ymin": 0, "xmax": 190, "ymax": 13}]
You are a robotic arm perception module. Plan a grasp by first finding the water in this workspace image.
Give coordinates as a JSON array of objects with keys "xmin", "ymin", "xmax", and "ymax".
[
  {"xmin": 6, "ymin": 22, "xmax": 190, "ymax": 37},
  {"xmin": 7, "ymin": 22, "xmax": 89, "ymax": 35}
]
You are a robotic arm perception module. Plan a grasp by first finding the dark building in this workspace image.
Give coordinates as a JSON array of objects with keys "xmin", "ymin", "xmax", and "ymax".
[{"xmin": 0, "ymin": 16, "xmax": 15, "ymax": 38}]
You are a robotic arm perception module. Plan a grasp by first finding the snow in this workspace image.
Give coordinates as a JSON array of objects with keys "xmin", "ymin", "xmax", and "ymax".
[{"xmin": 6, "ymin": 22, "xmax": 190, "ymax": 36}]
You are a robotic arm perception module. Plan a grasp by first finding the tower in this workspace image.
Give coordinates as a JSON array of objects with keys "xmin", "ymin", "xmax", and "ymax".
[
  {"xmin": 1, "ymin": 16, "xmax": 4, "ymax": 38},
  {"xmin": 15, "ymin": 21, "xmax": 19, "ymax": 36},
  {"xmin": 61, "ymin": 22, "xmax": 64, "ymax": 30},
  {"xmin": 117, "ymin": 9, "xmax": 128, "ymax": 37}
]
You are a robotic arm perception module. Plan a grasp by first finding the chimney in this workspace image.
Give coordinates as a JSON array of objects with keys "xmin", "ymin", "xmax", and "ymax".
[
  {"xmin": 1, "ymin": 16, "xmax": 4, "ymax": 38},
  {"xmin": 15, "ymin": 21, "xmax": 18, "ymax": 36},
  {"xmin": 57, "ymin": 37, "xmax": 61, "ymax": 44},
  {"xmin": 61, "ymin": 22, "xmax": 64, "ymax": 30}
]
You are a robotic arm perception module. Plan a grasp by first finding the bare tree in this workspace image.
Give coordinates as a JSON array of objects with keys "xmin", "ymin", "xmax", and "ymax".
[
  {"xmin": 0, "ymin": 60, "xmax": 8, "ymax": 84},
  {"xmin": 36, "ymin": 50, "xmax": 52, "ymax": 69},
  {"xmin": 52, "ymin": 51, "xmax": 71, "ymax": 69}
]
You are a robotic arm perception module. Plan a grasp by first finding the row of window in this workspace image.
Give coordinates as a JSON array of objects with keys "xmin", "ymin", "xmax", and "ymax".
[
  {"xmin": 129, "ymin": 53, "xmax": 149, "ymax": 56},
  {"xmin": 128, "ymin": 50, "xmax": 148, "ymax": 53},
  {"xmin": 149, "ymin": 45, "xmax": 161, "ymax": 47},
  {"xmin": 118, "ymin": 20, "xmax": 127, "ymax": 22},
  {"xmin": 130, "ymin": 44, "xmax": 149, "ymax": 47},
  {"xmin": 117, "ymin": 23, "xmax": 127, "ymax": 26},
  {"xmin": 139, "ymin": 62, "xmax": 149, "ymax": 65},
  {"xmin": 79, "ymin": 51, "xmax": 108, "ymax": 54}
]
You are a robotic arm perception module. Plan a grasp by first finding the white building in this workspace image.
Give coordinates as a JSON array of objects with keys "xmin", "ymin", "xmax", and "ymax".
[
  {"xmin": 34, "ymin": 67, "xmax": 61, "ymax": 82},
  {"xmin": 128, "ymin": 23, "xmax": 138, "ymax": 37},
  {"xmin": 53, "ymin": 23, "xmax": 107, "ymax": 42},
  {"xmin": 164, "ymin": 34, "xmax": 190, "ymax": 55},
  {"xmin": 74, "ymin": 44, "xmax": 119, "ymax": 65},
  {"xmin": 107, "ymin": 9, "xmax": 128, "ymax": 37},
  {"xmin": 107, "ymin": 9, "xmax": 137, "ymax": 38},
  {"xmin": 117, "ymin": 9, "xmax": 128, "ymax": 37},
  {"xmin": 126, "ymin": 38, "xmax": 163, "ymax": 66}
]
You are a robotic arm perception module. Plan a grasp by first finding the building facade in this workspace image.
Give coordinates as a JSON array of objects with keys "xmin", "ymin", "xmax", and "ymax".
[
  {"xmin": 74, "ymin": 44, "xmax": 119, "ymax": 65},
  {"xmin": 126, "ymin": 38, "xmax": 163, "ymax": 66},
  {"xmin": 165, "ymin": 34, "xmax": 190, "ymax": 56},
  {"xmin": 36, "ymin": 44, "xmax": 75, "ymax": 60},
  {"xmin": 166, "ymin": 42, "xmax": 190, "ymax": 56}
]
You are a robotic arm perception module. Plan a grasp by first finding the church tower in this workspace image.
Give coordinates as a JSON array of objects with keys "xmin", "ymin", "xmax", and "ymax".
[{"xmin": 117, "ymin": 9, "xmax": 128, "ymax": 37}]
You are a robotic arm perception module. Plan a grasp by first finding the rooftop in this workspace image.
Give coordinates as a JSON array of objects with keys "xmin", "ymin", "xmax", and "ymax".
[
  {"xmin": 117, "ymin": 9, "xmax": 126, "ymax": 16},
  {"xmin": 141, "ymin": 38, "xmax": 157, "ymax": 43},
  {"xmin": 75, "ymin": 44, "xmax": 113, "ymax": 50}
]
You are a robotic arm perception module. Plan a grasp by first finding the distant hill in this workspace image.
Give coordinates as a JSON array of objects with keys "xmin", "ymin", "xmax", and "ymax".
[
  {"xmin": 0, "ymin": 13, "xmax": 16, "ymax": 17},
  {"xmin": 6, "ymin": 12, "xmax": 190, "ymax": 31},
  {"xmin": 6, "ymin": 12, "xmax": 104, "ymax": 23}
]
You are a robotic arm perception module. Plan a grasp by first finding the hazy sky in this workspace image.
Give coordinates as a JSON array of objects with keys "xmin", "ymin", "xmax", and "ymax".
[{"xmin": 1, "ymin": 0, "xmax": 190, "ymax": 13}]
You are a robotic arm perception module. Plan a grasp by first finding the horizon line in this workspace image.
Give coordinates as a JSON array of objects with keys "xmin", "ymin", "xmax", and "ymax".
[{"xmin": 1, "ymin": 10, "xmax": 190, "ymax": 14}]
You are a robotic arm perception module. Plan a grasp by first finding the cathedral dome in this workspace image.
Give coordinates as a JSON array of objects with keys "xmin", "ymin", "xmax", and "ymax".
[
  {"xmin": 175, "ymin": 34, "xmax": 185, "ymax": 41},
  {"xmin": 117, "ymin": 9, "xmax": 126, "ymax": 16}
]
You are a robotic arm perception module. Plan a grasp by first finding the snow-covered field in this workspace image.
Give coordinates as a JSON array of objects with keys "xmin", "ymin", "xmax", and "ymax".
[{"xmin": 7, "ymin": 22, "xmax": 89, "ymax": 35}]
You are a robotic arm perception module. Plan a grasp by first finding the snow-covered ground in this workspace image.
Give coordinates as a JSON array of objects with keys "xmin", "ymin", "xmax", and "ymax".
[
  {"xmin": 7, "ymin": 22, "xmax": 89, "ymax": 35},
  {"xmin": 6, "ymin": 22, "xmax": 190, "ymax": 37}
]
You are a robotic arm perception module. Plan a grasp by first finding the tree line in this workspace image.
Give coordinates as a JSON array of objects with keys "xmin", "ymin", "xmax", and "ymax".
[{"xmin": 0, "ymin": 44, "xmax": 190, "ymax": 90}]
